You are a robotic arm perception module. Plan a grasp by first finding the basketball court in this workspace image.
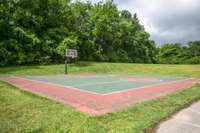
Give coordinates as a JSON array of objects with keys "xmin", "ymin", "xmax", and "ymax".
[
  {"xmin": 0, "ymin": 49, "xmax": 199, "ymax": 115},
  {"xmin": 0, "ymin": 75, "xmax": 198, "ymax": 115}
]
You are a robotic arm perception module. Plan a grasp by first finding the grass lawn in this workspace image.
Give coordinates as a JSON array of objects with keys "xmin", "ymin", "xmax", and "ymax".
[
  {"xmin": 0, "ymin": 62, "xmax": 199, "ymax": 77},
  {"xmin": 0, "ymin": 62, "xmax": 200, "ymax": 133},
  {"xmin": 0, "ymin": 82, "xmax": 200, "ymax": 133}
]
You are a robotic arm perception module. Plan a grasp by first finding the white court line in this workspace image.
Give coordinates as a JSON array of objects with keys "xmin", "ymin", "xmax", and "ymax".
[
  {"xmin": 12, "ymin": 76, "xmax": 194, "ymax": 96},
  {"xmin": 75, "ymin": 80, "xmax": 127, "ymax": 87},
  {"xmin": 62, "ymin": 74, "xmax": 116, "ymax": 78},
  {"xmin": 24, "ymin": 76, "xmax": 123, "ymax": 88},
  {"xmin": 25, "ymin": 75, "xmax": 119, "ymax": 86},
  {"xmin": 102, "ymin": 78, "xmax": 194, "ymax": 96},
  {"xmin": 74, "ymin": 76, "xmax": 165, "ymax": 87},
  {"xmin": 12, "ymin": 76, "xmax": 105, "ymax": 96}
]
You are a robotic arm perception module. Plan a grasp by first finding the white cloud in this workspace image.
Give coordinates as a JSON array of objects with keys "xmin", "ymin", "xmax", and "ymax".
[
  {"xmin": 83, "ymin": 0, "xmax": 200, "ymax": 45},
  {"xmin": 115, "ymin": 0, "xmax": 200, "ymax": 45}
]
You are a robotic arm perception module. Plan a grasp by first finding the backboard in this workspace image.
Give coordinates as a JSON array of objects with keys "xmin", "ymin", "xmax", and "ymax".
[{"xmin": 65, "ymin": 49, "xmax": 78, "ymax": 58}]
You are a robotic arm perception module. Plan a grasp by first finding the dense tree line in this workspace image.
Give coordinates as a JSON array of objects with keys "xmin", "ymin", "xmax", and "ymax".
[
  {"xmin": 0, "ymin": 0, "xmax": 156, "ymax": 66},
  {"xmin": 157, "ymin": 41, "xmax": 200, "ymax": 64},
  {"xmin": 0, "ymin": 0, "xmax": 199, "ymax": 66}
]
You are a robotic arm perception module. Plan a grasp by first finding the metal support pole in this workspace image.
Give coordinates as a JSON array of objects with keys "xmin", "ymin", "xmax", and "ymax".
[{"xmin": 65, "ymin": 58, "xmax": 68, "ymax": 74}]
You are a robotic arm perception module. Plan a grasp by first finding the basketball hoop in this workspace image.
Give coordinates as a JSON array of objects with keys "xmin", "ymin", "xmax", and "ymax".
[
  {"xmin": 65, "ymin": 49, "xmax": 78, "ymax": 58},
  {"xmin": 65, "ymin": 49, "xmax": 78, "ymax": 74}
]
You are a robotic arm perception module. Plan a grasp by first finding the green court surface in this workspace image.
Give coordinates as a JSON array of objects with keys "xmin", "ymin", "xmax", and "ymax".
[{"xmin": 23, "ymin": 75, "xmax": 186, "ymax": 94}]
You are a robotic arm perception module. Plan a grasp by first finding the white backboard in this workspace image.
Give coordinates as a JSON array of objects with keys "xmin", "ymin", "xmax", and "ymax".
[{"xmin": 65, "ymin": 49, "xmax": 78, "ymax": 58}]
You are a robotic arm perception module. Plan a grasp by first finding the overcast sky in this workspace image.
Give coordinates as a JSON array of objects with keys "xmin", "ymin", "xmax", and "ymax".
[{"xmin": 88, "ymin": 0, "xmax": 200, "ymax": 45}]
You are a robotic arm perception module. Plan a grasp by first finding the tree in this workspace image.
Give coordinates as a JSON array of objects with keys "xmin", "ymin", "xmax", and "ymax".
[
  {"xmin": 0, "ymin": 0, "xmax": 159, "ymax": 66},
  {"xmin": 157, "ymin": 42, "xmax": 200, "ymax": 64}
]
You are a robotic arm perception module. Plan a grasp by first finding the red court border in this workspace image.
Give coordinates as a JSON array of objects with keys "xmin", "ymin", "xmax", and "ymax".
[{"xmin": 0, "ymin": 76, "xmax": 199, "ymax": 115}]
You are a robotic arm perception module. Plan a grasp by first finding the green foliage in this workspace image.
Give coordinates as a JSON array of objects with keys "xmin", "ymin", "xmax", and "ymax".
[
  {"xmin": 0, "ymin": 0, "xmax": 156, "ymax": 66},
  {"xmin": 0, "ymin": 82, "xmax": 200, "ymax": 133},
  {"xmin": 56, "ymin": 36, "xmax": 78, "ymax": 57},
  {"xmin": 157, "ymin": 41, "xmax": 200, "ymax": 64},
  {"xmin": 1, "ymin": 0, "xmax": 199, "ymax": 65}
]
